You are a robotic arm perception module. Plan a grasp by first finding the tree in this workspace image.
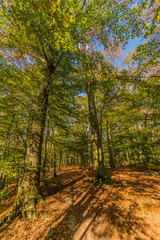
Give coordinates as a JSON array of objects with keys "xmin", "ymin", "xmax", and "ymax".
[
  {"xmin": 0, "ymin": 0, "xmax": 76, "ymax": 223},
  {"xmin": 0, "ymin": 0, "xmax": 153, "ymax": 225}
]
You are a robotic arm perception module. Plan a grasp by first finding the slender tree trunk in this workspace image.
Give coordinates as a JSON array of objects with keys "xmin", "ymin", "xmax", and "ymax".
[
  {"xmin": 143, "ymin": 113, "xmax": 150, "ymax": 168},
  {"xmin": 59, "ymin": 147, "xmax": 62, "ymax": 171},
  {"xmin": 115, "ymin": 150, "xmax": 120, "ymax": 165},
  {"xmin": 0, "ymin": 173, "xmax": 6, "ymax": 190},
  {"xmin": 43, "ymin": 119, "xmax": 49, "ymax": 181},
  {"xmin": 76, "ymin": 150, "xmax": 79, "ymax": 166},
  {"xmin": 51, "ymin": 146, "xmax": 54, "ymax": 169},
  {"xmin": 87, "ymin": 83, "xmax": 108, "ymax": 181},
  {"xmin": 99, "ymin": 109, "xmax": 104, "ymax": 166},
  {"xmin": 80, "ymin": 151, "xmax": 86, "ymax": 170},
  {"xmin": 65, "ymin": 154, "xmax": 68, "ymax": 168},
  {"xmin": 82, "ymin": 47, "xmax": 107, "ymax": 180},
  {"xmin": 68, "ymin": 152, "xmax": 70, "ymax": 166},
  {"xmin": 54, "ymin": 153, "xmax": 57, "ymax": 177},
  {"xmin": 87, "ymin": 87, "xmax": 100, "ymax": 169},
  {"xmin": 66, "ymin": 152, "xmax": 69, "ymax": 167},
  {"xmin": 47, "ymin": 138, "xmax": 52, "ymax": 172},
  {"xmin": 50, "ymin": 128, "xmax": 55, "ymax": 169},
  {"xmin": 125, "ymin": 150, "xmax": 130, "ymax": 164},
  {"xmin": 107, "ymin": 120, "xmax": 115, "ymax": 168}
]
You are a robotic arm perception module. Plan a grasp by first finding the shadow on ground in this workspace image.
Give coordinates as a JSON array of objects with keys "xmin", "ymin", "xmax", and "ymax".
[{"xmin": 37, "ymin": 167, "xmax": 159, "ymax": 240}]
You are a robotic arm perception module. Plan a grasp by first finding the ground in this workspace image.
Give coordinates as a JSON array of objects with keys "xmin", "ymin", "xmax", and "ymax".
[{"xmin": 0, "ymin": 166, "xmax": 160, "ymax": 240}]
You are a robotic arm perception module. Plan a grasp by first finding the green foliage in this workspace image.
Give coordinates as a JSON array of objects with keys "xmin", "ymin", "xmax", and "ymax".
[
  {"xmin": 0, "ymin": 0, "xmax": 159, "ymax": 187},
  {"xmin": 0, "ymin": 188, "xmax": 9, "ymax": 206},
  {"xmin": 143, "ymin": 0, "xmax": 160, "ymax": 38}
]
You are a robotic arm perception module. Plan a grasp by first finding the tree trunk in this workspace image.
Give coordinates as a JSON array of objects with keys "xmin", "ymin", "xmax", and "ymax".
[
  {"xmin": 125, "ymin": 150, "xmax": 130, "ymax": 164},
  {"xmin": 65, "ymin": 154, "xmax": 68, "ymax": 168},
  {"xmin": 50, "ymin": 127, "xmax": 55, "ymax": 169},
  {"xmin": 50, "ymin": 147, "xmax": 54, "ymax": 169},
  {"xmin": 87, "ymin": 83, "xmax": 108, "ymax": 181},
  {"xmin": 47, "ymin": 137, "xmax": 52, "ymax": 172},
  {"xmin": 80, "ymin": 151, "xmax": 86, "ymax": 170},
  {"xmin": 54, "ymin": 153, "xmax": 57, "ymax": 177},
  {"xmin": 59, "ymin": 147, "xmax": 62, "ymax": 171},
  {"xmin": 99, "ymin": 109, "xmax": 104, "ymax": 166},
  {"xmin": 15, "ymin": 77, "xmax": 50, "ymax": 218},
  {"xmin": 43, "ymin": 119, "xmax": 49, "ymax": 181},
  {"xmin": 0, "ymin": 173, "xmax": 6, "ymax": 190},
  {"xmin": 0, "ymin": 76, "xmax": 51, "ymax": 226},
  {"xmin": 76, "ymin": 150, "xmax": 79, "ymax": 166},
  {"xmin": 107, "ymin": 120, "xmax": 115, "ymax": 168},
  {"xmin": 87, "ymin": 88, "xmax": 99, "ymax": 168}
]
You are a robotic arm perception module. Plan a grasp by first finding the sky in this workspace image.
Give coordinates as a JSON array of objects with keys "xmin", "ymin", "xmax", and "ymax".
[
  {"xmin": 124, "ymin": 37, "xmax": 142, "ymax": 53},
  {"xmin": 116, "ymin": 37, "xmax": 143, "ymax": 68}
]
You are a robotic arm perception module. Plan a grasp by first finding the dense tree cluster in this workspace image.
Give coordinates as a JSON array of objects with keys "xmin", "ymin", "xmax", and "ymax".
[{"xmin": 0, "ymin": 0, "xmax": 159, "ymax": 226}]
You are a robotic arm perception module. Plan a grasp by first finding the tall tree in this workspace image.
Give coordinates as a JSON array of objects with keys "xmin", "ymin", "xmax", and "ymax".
[
  {"xmin": 0, "ymin": 0, "xmax": 151, "ymax": 224},
  {"xmin": 0, "ymin": 0, "xmax": 76, "ymax": 223}
]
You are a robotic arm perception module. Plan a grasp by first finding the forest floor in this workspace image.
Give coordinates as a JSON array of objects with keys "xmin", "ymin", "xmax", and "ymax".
[{"xmin": 0, "ymin": 166, "xmax": 160, "ymax": 240}]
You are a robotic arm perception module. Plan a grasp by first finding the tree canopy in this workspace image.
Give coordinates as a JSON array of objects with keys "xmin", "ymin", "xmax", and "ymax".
[{"xmin": 0, "ymin": 0, "xmax": 159, "ymax": 227}]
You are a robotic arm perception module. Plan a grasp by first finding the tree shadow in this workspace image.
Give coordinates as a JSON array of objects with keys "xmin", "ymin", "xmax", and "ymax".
[
  {"xmin": 1, "ymin": 167, "xmax": 159, "ymax": 240},
  {"xmin": 39, "ymin": 181, "xmax": 158, "ymax": 239},
  {"xmin": 36, "ymin": 166, "xmax": 160, "ymax": 240},
  {"xmin": 42, "ymin": 175, "xmax": 86, "ymax": 198},
  {"xmin": 92, "ymin": 202, "xmax": 155, "ymax": 240},
  {"xmin": 41, "ymin": 168, "xmax": 86, "ymax": 198},
  {"xmin": 118, "ymin": 181, "xmax": 159, "ymax": 201},
  {"xmin": 39, "ymin": 183, "xmax": 105, "ymax": 239},
  {"xmin": 112, "ymin": 167, "xmax": 160, "ymax": 198}
]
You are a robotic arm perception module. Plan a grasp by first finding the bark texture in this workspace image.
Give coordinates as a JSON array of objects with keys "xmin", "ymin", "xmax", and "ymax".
[
  {"xmin": 87, "ymin": 83, "xmax": 109, "ymax": 182},
  {"xmin": 0, "ymin": 73, "xmax": 52, "ymax": 227}
]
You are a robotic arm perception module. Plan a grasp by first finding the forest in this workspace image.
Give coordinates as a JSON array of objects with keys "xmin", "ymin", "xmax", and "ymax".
[{"xmin": 0, "ymin": 0, "xmax": 160, "ymax": 239}]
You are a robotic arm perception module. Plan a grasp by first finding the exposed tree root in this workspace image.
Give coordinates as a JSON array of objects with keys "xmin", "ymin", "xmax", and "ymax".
[
  {"xmin": 0, "ymin": 191, "xmax": 44, "ymax": 230},
  {"xmin": 0, "ymin": 198, "xmax": 21, "ymax": 229},
  {"xmin": 0, "ymin": 168, "xmax": 44, "ymax": 229}
]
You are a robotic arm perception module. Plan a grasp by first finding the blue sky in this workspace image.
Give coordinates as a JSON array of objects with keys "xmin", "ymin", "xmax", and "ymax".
[
  {"xmin": 124, "ymin": 37, "xmax": 142, "ymax": 53},
  {"xmin": 115, "ymin": 37, "xmax": 143, "ymax": 68}
]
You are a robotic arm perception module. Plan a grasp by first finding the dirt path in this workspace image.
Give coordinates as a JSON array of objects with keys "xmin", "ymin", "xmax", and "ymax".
[{"xmin": 0, "ymin": 166, "xmax": 160, "ymax": 240}]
